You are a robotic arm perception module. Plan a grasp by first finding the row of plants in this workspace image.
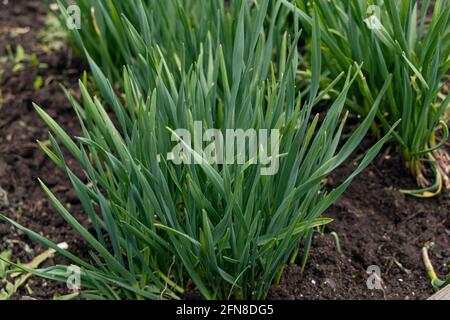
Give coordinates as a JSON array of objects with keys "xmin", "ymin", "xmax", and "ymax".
[
  {"xmin": 55, "ymin": 0, "xmax": 450, "ymax": 197},
  {"xmin": 1, "ymin": 0, "xmax": 448, "ymax": 299}
]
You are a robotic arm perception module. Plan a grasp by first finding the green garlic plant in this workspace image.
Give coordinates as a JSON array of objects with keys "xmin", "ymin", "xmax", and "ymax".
[
  {"xmin": 52, "ymin": 0, "xmax": 290, "ymax": 91},
  {"xmin": 3, "ymin": 0, "xmax": 395, "ymax": 300},
  {"xmin": 283, "ymin": 0, "xmax": 450, "ymax": 197}
]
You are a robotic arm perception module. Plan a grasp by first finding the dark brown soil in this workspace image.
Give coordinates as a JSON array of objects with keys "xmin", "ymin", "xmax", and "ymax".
[
  {"xmin": 1, "ymin": 0, "xmax": 448, "ymax": 301},
  {"xmin": 0, "ymin": 0, "xmax": 88, "ymax": 299}
]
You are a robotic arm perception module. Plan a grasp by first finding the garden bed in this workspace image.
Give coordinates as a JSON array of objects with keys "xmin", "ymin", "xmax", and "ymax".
[
  {"xmin": 0, "ymin": 0, "xmax": 448, "ymax": 300},
  {"xmin": 0, "ymin": 0, "xmax": 88, "ymax": 299}
]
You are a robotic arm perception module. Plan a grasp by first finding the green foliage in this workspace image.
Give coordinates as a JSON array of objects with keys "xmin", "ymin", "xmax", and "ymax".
[
  {"xmin": 2, "ymin": 0, "xmax": 395, "ymax": 299},
  {"xmin": 283, "ymin": 0, "xmax": 450, "ymax": 195},
  {"xmin": 53, "ymin": 0, "xmax": 289, "ymax": 91}
]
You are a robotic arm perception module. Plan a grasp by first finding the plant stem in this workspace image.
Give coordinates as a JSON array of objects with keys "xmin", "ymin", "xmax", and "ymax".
[{"xmin": 422, "ymin": 242, "xmax": 444, "ymax": 291}]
